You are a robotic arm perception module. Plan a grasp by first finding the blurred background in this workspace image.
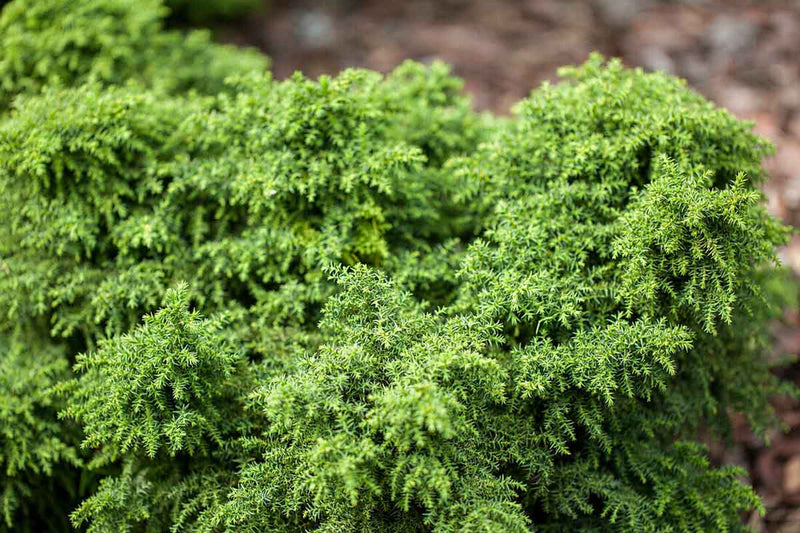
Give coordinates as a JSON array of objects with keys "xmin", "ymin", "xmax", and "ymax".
[{"xmin": 205, "ymin": 0, "xmax": 800, "ymax": 529}]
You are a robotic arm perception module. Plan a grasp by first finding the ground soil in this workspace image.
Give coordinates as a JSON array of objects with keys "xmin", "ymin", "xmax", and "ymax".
[{"xmin": 215, "ymin": 1, "xmax": 800, "ymax": 529}]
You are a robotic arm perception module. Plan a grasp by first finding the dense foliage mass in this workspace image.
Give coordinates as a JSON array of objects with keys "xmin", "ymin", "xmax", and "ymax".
[
  {"xmin": 0, "ymin": 0, "xmax": 268, "ymax": 109},
  {"xmin": 0, "ymin": 0, "xmax": 795, "ymax": 531}
]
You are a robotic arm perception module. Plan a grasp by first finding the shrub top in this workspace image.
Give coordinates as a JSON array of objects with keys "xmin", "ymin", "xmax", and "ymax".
[{"xmin": 0, "ymin": 0, "xmax": 268, "ymax": 108}]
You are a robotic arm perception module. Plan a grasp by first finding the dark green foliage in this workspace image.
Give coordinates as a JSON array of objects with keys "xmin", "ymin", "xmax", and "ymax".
[
  {"xmin": 0, "ymin": 0, "xmax": 268, "ymax": 109},
  {"xmin": 165, "ymin": 0, "xmax": 264, "ymax": 23},
  {"xmin": 70, "ymin": 460, "xmax": 236, "ymax": 533},
  {"xmin": 535, "ymin": 440, "xmax": 763, "ymax": 532},
  {"xmin": 0, "ymin": 2, "xmax": 794, "ymax": 528},
  {"xmin": 0, "ymin": 332, "xmax": 78, "ymax": 529}
]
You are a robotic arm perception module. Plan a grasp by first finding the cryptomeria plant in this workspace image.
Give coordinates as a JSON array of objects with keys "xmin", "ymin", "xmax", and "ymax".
[
  {"xmin": 0, "ymin": 0, "xmax": 796, "ymax": 530},
  {"xmin": 0, "ymin": 0, "xmax": 268, "ymax": 109}
]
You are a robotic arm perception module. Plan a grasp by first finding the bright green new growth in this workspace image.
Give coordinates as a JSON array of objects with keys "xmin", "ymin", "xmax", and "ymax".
[
  {"xmin": 63, "ymin": 286, "xmax": 253, "ymax": 533},
  {"xmin": 0, "ymin": 0, "xmax": 795, "ymax": 530},
  {"xmin": 63, "ymin": 284, "xmax": 245, "ymax": 459},
  {"xmin": 230, "ymin": 267, "xmax": 764, "ymax": 532},
  {"xmin": 0, "ymin": 64, "xmax": 484, "ymax": 359},
  {"xmin": 614, "ymin": 160, "xmax": 786, "ymax": 333},
  {"xmin": 0, "ymin": 83, "xmax": 192, "ymax": 341},
  {"xmin": 229, "ymin": 265, "xmax": 522, "ymax": 531}
]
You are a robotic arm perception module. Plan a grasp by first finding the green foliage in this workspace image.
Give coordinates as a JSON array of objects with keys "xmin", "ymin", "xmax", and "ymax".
[
  {"xmin": 63, "ymin": 286, "xmax": 252, "ymax": 533},
  {"xmin": 0, "ymin": 4, "xmax": 794, "ymax": 529},
  {"xmin": 0, "ymin": 83, "xmax": 193, "ymax": 341},
  {"xmin": 229, "ymin": 265, "xmax": 518, "ymax": 531},
  {"xmin": 70, "ymin": 460, "xmax": 237, "ymax": 533},
  {"xmin": 536, "ymin": 440, "xmax": 763, "ymax": 532},
  {"xmin": 63, "ymin": 284, "xmax": 246, "ymax": 459},
  {"xmin": 0, "ymin": 332, "xmax": 78, "ymax": 529},
  {"xmin": 165, "ymin": 0, "xmax": 264, "ymax": 23},
  {"xmin": 0, "ymin": 61, "xmax": 486, "ymax": 361},
  {"xmin": 614, "ymin": 158, "xmax": 789, "ymax": 332},
  {"xmin": 230, "ymin": 266, "xmax": 765, "ymax": 533},
  {"xmin": 0, "ymin": 0, "xmax": 268, "ymax": 109}
]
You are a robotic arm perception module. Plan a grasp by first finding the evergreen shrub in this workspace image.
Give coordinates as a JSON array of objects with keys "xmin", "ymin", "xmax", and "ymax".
[
  {"xmin": 0, "ymin": 0, "xmax": 795, "ymax": 530},
  {"xmin": 165, "ymin": 0, "xmax": 264, "ymax": 23},
  {"xmin": 0, "ymin": 0, "xmax": 268, "ymax": 109}
]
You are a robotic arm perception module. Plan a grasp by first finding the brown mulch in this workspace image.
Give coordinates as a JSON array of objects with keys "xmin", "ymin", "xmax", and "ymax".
[{"xmin": 216, "ymin": 1, "xmax": 800, "ymax": 530}]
